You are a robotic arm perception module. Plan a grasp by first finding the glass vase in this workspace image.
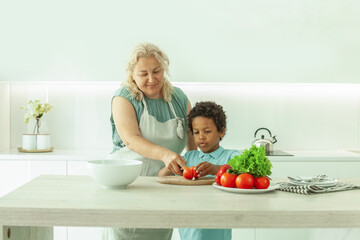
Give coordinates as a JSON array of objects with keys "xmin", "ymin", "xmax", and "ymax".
[{"xmin": 33, "ymin": 118, "xmax": 41, "ymax": 134}]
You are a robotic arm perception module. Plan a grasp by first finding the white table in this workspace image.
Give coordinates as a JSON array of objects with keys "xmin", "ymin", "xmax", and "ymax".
[{"xmin": 1, "ymin": 176, "xmax": 360, "ymax": 240}]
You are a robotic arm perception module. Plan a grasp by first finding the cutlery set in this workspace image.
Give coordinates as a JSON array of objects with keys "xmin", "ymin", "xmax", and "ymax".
[{"xmin": 287, "ymin": 175, "xmax": 330, "ymax": 183}]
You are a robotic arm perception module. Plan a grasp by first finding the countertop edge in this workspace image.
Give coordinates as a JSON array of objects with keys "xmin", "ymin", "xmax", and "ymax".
[{"xmin": 1, "ymin": 149, "xmax": 360, "ymax": 162}]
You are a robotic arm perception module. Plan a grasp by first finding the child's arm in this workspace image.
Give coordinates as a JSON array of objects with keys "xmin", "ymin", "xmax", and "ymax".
[
  {"xmin": 196, "ymin": 162, "xmax": 221, "ymax": 177},
  {"xmin": 158, "ymin": 166, "xmax": 175, "ymax": 176}
]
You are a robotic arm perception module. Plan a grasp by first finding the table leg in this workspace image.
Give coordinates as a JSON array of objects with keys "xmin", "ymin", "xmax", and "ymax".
[{"xmin": 1, "ymin": 226, "xmax": 53, "ymax": 240}]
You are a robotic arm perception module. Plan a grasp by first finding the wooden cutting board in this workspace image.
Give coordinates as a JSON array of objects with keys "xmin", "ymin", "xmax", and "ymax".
[{"xmin": 158, "ymin": 176, "xmax": 215, "ymax": 185}]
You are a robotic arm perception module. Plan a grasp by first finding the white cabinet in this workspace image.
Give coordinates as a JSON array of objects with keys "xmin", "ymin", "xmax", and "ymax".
[
  {"xmin": 255, "ymin": 228, "xmax": 360, "ymax": 240},
  {"xmin": 67, "ymin": 161, "xmax": 90, "ymax": 175},
  {"xmin": 0, "ymin": 161, "xmax": 27, "ymax": 198},
  {"xmin": 67, "ymin": 227, "xmax": 102, "ymax": 240},
  {"xmin": 0, "ymin": 160, "xmax": 67, "ymax": 197},
  {"xmin": 28, "ymin": 161, "xmax": 67, "ymax": 179}
]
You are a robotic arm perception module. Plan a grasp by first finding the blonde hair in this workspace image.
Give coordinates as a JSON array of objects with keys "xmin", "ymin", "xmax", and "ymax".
[{"xmin": 124, "ymin": 42, "xmax": 174, "ymax": 102}]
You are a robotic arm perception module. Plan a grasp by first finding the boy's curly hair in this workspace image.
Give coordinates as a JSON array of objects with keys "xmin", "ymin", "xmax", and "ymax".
[{"xmin": 187, "ymin": 101, "xmax": 227, "ymax": 136}]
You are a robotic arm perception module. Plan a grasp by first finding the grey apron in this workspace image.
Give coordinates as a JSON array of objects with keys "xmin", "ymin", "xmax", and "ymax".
[{"xmin": 103, "ymin": 99, "xmax": 187, "ymax": 240}]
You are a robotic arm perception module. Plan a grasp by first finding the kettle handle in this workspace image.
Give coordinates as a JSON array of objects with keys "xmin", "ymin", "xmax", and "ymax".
[{"xmin": 254, "ymin": 128, "xmax": 272, "ymax": 138}]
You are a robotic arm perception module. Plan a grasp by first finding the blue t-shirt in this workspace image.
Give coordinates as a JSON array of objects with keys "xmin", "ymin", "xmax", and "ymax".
[
  {"xmin": 179, "ymin": 146, "xmax": 240, "ymax": 240},
  {"xmin": 184, "ymin": 146, "xmax": 240, "ymax": 177}
]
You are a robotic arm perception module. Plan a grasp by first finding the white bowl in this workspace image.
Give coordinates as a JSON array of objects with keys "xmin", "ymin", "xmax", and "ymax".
[{"xmin": 88, "ymin": 160, "xmax": 143, "ymax": 188}]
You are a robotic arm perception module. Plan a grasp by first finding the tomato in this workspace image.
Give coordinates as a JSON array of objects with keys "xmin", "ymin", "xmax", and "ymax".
[
  {"xmin": 183, "ymin": 167, "xmax": 193, "ymax": 180},
  {"xmin": 220, "ymin": 172, "xmax": 237, "ymax": 188},
  {"xmin": 235, "ymin": 173, "xmax": 255, "ymax": 189},
  {"xmin": 183, "ymin": 166, "xmax": 199, "ymax": 180},
  {"xmin": 215, "ymin": 174, "xmax": 221, "ymax": 185},
  {"xmin": 217, "ymin": 164, "xmax": 232, "ymax": 176},
  {"xmin": 191, "ymin": 166, "xmax": 199, "ymax": 180},
  {"xmin": 215, "ymin": 164, "xmax": 232, "ymax": 185},
  {"xmin": 254, "ymin": 176, "xmax": 270, "ymax": 189}
]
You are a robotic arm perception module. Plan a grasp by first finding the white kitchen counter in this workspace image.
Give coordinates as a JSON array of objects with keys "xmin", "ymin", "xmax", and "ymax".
[
  {"xmin": 0, "ymin": 148, "xmax": 111, "ymax": 161},
  {"xmin": 1, "ymin": 148, "xmax": 360, "ymax": 162}
]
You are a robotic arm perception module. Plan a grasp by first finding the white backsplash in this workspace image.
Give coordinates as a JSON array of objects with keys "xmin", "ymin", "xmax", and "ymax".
[
  {"xmin": 179, "ymin": 82, "xmax": 360, "ymax": 151},
  {"xmin": 0, "ymin": 82, "xmax": 10, "ymax": 151},
  {"xmin": 3, "ymin": 82, "xmax": 360, "ymax": 151}
]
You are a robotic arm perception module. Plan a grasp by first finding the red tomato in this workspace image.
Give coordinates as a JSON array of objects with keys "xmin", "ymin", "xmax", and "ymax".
[
  {"xmin": 220, "ymin": 172, "xmax": 237, "ymax": 188},
  {"xmin": 235, "ymin": 173, "xmax": 255, "ymax": 189},
  {"xmin": 191, "ymin": 166, "xmax": 199, "ymax": 180},
  {"xmin": 254, "ymin": 176, "xmax": 270, "ymax": 189},
  {"xmin": 183, "ymin": 167, "xmax": 193, "ymax": 180},
  {"xmin": 215, "ymin": 164, "xmax": 232, "ymax": 185},
  {"xmin": 215, "ymin": 174, "xmax": 221, "ymax": 185},
  {"xmin": 183, "ymin": 166, "xmax": 199, "ymax": 180}
]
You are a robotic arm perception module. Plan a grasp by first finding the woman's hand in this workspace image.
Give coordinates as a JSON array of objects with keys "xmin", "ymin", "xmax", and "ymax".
[
  {"xmin": 195, "ymin": 162, "xmax": 220, "ymax": 177},
  {"xmin": 162, "ymin": 151, "xmax": 187, "ymax": 176}
]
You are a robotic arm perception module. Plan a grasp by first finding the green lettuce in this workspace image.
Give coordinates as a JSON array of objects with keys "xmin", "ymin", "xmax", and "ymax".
[{"xmin": 228, "ymin": 145, "xmax": 272, "ymax": 178}]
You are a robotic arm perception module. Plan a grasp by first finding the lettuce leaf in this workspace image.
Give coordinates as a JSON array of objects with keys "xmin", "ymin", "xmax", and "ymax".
[{"xmin": 228, "ymin": 145, "xmax": 272, "ymax": 178}]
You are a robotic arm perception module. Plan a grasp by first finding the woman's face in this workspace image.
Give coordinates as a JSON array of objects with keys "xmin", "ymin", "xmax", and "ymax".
[
  {"xmin": 132, "ymin": 56, "xmax": 164, "ymax": 99},
  {"xmin": 192, "ymin": 116, "xmax": 225, "ymax": 154}
]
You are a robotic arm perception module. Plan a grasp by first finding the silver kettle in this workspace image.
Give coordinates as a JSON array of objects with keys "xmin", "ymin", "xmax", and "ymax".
[{"xmin": 252, "ymin": 128, "xmax": 277, "ymax": 155}]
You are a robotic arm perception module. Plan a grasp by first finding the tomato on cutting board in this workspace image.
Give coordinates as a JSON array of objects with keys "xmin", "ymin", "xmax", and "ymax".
[
  {"xmin": 254, "ymin": 176, "xmax": 270, "ymax": 189},
  {"xmin": 235, "ymin": 173, "xmax": 255, "ymax": 189},
  {"xmin": 183, "ymin": 166, "xmax": 199, "ymax": 180},
  {"xmin": 183, "ymin": 167, "xmax": 193, "ymax": 179}
]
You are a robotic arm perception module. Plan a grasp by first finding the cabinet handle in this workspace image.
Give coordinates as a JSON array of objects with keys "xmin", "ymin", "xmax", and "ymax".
[{"xmin": 7, "ymin": 227, "xmax": 11, "ymax": 238}]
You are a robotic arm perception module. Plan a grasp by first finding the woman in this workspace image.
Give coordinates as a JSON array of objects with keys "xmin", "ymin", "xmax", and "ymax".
[{"xmin": 104, "ymin": 42, "xmax": 196, "ymax": 240}]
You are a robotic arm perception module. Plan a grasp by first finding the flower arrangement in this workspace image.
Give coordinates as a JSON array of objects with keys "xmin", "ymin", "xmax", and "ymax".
[{"xmin": 21, "ymin": 100, "xmax": 53, "ymax": 134}]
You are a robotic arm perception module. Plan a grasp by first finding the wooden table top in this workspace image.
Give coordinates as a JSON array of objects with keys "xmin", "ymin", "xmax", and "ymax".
[{"xmin": 0, "ymin": 175, "xmax": 359, "ymax": 228}]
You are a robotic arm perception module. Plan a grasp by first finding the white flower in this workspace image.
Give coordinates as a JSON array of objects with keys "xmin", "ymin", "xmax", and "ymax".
[{"xmin": 21, "ymin": 100, "xmax": 53, "ymax": 123}]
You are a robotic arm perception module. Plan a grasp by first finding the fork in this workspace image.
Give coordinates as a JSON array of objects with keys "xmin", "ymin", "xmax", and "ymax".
[
  {"xmin": 288, "ymin": 175, "xmax": 329, "ymax": 183},
  {"xmin": 309, "ymin": 175, "xmax": 328, "ymax": 182},
  {"xmin": 287, "ymin": 176, "xmax": 304, "ymax": 182}
]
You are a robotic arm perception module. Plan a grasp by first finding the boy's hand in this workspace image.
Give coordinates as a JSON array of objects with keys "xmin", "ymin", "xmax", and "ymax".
[{"xmin": 195, "ymin": 162, "xmax": 217, "ymax": 177}]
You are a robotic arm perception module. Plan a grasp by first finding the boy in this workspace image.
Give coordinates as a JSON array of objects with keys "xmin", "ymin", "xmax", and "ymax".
[{"xmin": 159, "ymin": 101, "xmax": 239, "ymax": 240}]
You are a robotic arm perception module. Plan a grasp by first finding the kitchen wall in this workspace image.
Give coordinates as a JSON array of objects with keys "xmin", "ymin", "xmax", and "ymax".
[
  {"xmin": 0, "ymin": 82, "xmax": 10, "ymax": 151},
  {"xmin": 5, "ymin": 81, "xmax": 360, "ymax": 151},
  {"xmin": 1, "ymin": 1, "xmax": 360, "ymax": 151},
  {"xmin": 0, "ymin": 0, "xmax": 360, "ymax": 84}
]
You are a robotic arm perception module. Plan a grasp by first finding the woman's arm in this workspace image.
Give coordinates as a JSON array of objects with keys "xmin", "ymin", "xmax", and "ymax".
[
  {"xmin": 112, "ymin": 96, "xmax": 186, "ymax": 175},
  {"xmin": 158, "ymin": 167, "xmax": 175, "ymax": 176},
  {"xmin": 186, "ymin": 100, "xmax": 197, "ymax": 151}
]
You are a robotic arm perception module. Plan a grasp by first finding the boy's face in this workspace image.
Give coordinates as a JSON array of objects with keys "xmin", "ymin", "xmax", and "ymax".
[{"xmin": 192, "ymin": 116, "xmax": 225, "ymax": 154}]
